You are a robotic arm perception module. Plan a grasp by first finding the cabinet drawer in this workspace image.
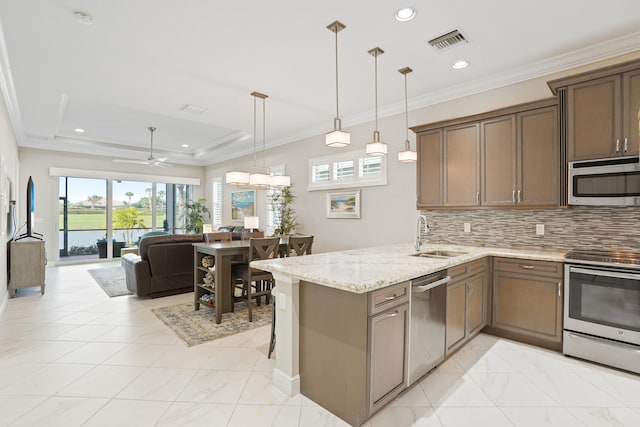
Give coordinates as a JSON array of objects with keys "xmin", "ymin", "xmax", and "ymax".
[
  {"xmin": 369, "ymin": 281, "xmax": 410, "ymax": 316},
  {"xmin": 493, "ymin": 257, "xmax": 562, "ymax": 278},
  {"xmin": 448, "ymin": 258, "xmax": 486, "ymax": 281}
]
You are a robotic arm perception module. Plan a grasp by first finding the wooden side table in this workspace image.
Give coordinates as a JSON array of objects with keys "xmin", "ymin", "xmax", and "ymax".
[{"xmin": 120, "ymin": 246, "xmax": 139, "ymax": 256}]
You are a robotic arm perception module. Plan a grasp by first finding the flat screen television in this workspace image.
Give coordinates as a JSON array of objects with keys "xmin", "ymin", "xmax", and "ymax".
[{"xmin": 16, "ymin": 175, "xmax": 41, "ymax": 240}]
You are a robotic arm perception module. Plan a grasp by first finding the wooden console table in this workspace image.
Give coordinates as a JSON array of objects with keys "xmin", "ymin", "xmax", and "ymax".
[{"xmin": 9, "ymin": 238, "xmax": 46, "ymax": 297}]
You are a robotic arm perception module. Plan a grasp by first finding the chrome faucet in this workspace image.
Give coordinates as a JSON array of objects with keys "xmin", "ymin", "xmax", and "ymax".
[{"xmin": 415, "ymin": 214, "xmax": 428, "ymax": 252}]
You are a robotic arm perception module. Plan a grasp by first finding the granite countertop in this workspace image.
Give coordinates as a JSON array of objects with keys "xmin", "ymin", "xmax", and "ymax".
[{"xmin": 250, "ymin": 243, "xmax": 567, "ymax": 294}]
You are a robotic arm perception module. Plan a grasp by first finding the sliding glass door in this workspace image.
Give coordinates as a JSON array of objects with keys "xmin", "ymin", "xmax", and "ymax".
[{"xmin": 59, "ymin": 177, "xmax": 192, "ymax": 263}]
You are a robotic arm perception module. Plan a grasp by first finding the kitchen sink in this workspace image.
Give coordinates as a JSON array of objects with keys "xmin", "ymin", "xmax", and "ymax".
[{"xmin": 411, "ymin": 250, "xmax": 468, "ymax": 258}]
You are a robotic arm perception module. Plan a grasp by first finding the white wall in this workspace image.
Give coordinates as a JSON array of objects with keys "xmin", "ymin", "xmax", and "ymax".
[
  {"xmin": 17, "ymin": 147, "xmax": 205, "ymax": 265},
  {"xmin": 0, "ymin": 83, "xmax": 20, "ymax": 317},
  {"xmin": 206, "ymin": 52, "xmax": 640, "ymax": 254}
]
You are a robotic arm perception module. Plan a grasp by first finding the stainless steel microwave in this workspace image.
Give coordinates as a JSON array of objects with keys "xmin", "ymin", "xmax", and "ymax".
[{"xmin": 568, "ymin": 156, "xmax": 640, "ymax": 206}]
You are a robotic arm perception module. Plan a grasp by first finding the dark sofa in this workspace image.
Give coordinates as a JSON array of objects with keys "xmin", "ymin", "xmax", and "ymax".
[{"xmin": 122, "ymin": 233, "xmax": 204, "ymax": 297}]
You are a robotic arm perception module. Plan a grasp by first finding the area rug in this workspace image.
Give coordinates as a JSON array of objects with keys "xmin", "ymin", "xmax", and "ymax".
[
  {"xmin": 88, "ymin": 266, "xmax": 132, "ymax": 297},
  {"xmin": 151, "ymin": 302, "xmax": 271, "ymax": 346}
]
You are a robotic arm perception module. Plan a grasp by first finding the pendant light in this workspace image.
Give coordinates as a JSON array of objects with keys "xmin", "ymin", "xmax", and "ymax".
[
  {"xmin": 325, "ymin": 21, "xmax": 350, "ymax": 148},
  {"xmin": 366, "ymin": 47, "xmax": 388, "ymax": 156},
  {"xmin": 226, "ymin": 92, "xmax": 290, "ymax": 189},
  {"xmin": 398, "ymin": 66, "xmax": 417, "ymax": 162}
]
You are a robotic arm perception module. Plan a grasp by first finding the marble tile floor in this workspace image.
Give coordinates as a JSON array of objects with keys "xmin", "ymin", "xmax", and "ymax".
[{"xmin": 1, "ymin": 261, "xmax": 639, "ymax": 426}]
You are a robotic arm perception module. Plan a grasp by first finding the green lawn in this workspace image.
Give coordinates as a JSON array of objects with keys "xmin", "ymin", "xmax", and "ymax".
[{"xmin": 59, "ymin": 212, "xmax": 165, "ymax": 229}]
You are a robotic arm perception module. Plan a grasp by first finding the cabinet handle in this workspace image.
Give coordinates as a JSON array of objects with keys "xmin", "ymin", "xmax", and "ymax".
[
  {"xmin": 519, "ymin": 264, "xmax": 535, "ymax": 270},
  {"xmin": 615, "ymin": 138, "xmax": 620, "ymax": 153},
  {"xmin": 383, "ymin": 294, "xmax": 398, "ymax": 301},
  {"xmin": 385, "ymin": 311, "xmax": 399, "ymax": 319},
  {"xmin": 512, "ymin": 190, "xmax": 516, "ymax": 203},
  {"xmin": 467, "ymin": 282, "xmax": 474, "ymax": 293},
  {"xmin": 557, "ymin": 282, "xmax": 561, "ymax": 297},
  {"xmin": 517, "ymin": 190, "xmax": 521, "ymax": 203},
  {"xmin": 624, "ymin": 138, "xmax": 629, "ymax": 153},
  {"xmin": 476, "ymin": 192, "xmax": 480, "ymax": 204}
]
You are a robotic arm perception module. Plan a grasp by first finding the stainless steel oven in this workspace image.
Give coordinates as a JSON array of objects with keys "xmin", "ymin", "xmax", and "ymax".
[{"xmin": 564, "ymin": 250, "xmax": 640, "ymax": 373}]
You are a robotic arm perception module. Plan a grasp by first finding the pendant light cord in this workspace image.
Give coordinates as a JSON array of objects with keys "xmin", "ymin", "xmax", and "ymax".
[
  {"xmin": 374, "ymin": 51, "xmax": 379, "ymax": 132},
  {"xmin": 253, "ymin": 95, "xmax": 257, "ymax": 167},
  {"xmin": 335, "ymin": 28, "xmax": 339, "ymax": 119},
  {"xmin": 262, "ymin": 96, "xmax": 266, "ymax": 168},
  {"xmin": 404, "ymin": 73, "xmax": 409, "ymax": 142}
]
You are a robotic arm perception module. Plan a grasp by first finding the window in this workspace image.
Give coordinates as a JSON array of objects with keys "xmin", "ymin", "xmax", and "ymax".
[
  {"xmin": 308, "ymin": 150, "xmax": 387, "ymax": 190},
  {"xmin": 212, "ymin": 177, "xmax": 223, "ymax": 227}
]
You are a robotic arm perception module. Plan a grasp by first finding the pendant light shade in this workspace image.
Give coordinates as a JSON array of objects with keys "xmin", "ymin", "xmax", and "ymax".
[
  {"xmin": 366, "ymin": 47, "xmax": 387, "ymax": 156},
  {"xmin": 398, "ymin": 66, "xmax": 417, "ymax": 163},
  {"xmin": 326, "ymin": 21, "xmax": 350, "ymax": 148},
  {"xmin": 225, "ymin": 171, "xmax": 250, "ymax": 186}
]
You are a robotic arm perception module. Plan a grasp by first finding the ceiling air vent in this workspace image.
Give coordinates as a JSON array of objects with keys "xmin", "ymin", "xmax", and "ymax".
[{"xmin": 427, "ymin": 29, "xmax": 468, "ymax": 51}]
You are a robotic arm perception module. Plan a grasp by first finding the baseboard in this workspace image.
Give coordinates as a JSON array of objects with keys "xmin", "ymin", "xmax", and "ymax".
[{"xmin": 273, "ymin": 368, "xmax": 300, "ymax": 397}]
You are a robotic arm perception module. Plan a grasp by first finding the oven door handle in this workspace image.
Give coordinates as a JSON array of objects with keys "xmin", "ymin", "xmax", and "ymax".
[{"xmin": 569, "ymin": 266, "xmax": 640, "ymax": 281}]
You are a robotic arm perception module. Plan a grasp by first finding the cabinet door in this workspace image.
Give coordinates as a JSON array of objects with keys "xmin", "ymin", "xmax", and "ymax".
[
  {"xmin": 567, "ymin": 75, "xmax": 622, "ymax": 160},
  {"xmin": 492, "ymin": 271, "xmax": 562, "ymax": 342},
  {"xmin": 467, "ymin": 272, "xmax": 486, "ymax": 336},
  {"xmin": 445, "ymin": 280, "xmax": 467, "ymax": 353},
  {"xmin": 369, "ymin": 304, "xmax": 408, "ymax": 411},
  {"xmin": 417, "ymin": 130, "xmax": 443, "ymax": 207},
  {"xmin": 444, "ymin": 123, "xmax": 480, "ymax": 206},
  {"xmin": 622, "ymin": 69, "xmax": 640, "ymax": 157},
  {"xmin": 481, "ymin": 115, "xmax": 517, "ymax": 206},
  {"xmin": 517, "ymin": 106, "xmax": 559, "ymax": 206}
]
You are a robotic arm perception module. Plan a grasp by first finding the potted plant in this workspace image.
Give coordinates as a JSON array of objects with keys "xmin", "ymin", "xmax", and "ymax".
[
  {"xmin": 184, "ymin": 198, "xmax": 211, "ymax": 234},
  {"xmin": 269, "ymin": 186, "xmax": 297, "ymax": 238},
  {"xmin": 113, "ymin": 206, "xmax": 146, "ymax": 246}
]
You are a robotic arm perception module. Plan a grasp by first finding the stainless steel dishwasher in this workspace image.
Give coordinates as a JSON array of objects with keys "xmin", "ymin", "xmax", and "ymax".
[{"xmin": 408, "ymin": 271, "xmax": 449, "ymax": 385}]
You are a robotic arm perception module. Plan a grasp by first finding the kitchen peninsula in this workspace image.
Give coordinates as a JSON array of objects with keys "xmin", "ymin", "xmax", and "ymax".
[{"xmin": 251, "ymin": 243, "xmax": 566, "ymax": 426}]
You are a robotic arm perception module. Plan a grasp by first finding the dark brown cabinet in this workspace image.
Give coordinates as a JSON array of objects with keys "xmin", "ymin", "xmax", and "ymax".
[
  {"xmin": 445, "ymin": 258, "xmax": 487, "ymax": 355},
  {"xmin": 415, "ymin": 99, "xmax": 558, "ymax": 209},
  {"xmin": 549, "ymin": 60, "xmax": 640, "ymax": 161},
  {"xmin": 490, "ymin": 257, "xmax": 563, "ymax": 350}
]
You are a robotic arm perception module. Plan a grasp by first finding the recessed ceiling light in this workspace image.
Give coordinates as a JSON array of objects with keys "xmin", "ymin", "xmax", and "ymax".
[
  {"xmin": 181, "ymin": 144, "xmax": 190, "ymax": 148},
  {"xmin": 74, "ymin": 128, "xmax": 85, "ymax": 133},
  {"xmin": 73, "ymin": 11, "xmax": 93, "ymax": 25},
  {"xmin": 452, "ymin": 60, "xmax": 470, "ymax": 69},
  {"xmin": 396, "ymin": 7, "xmax": 416, "ymax": 22}
]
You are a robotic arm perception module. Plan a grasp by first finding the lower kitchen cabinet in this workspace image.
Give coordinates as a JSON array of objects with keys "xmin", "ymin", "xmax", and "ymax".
[
  {"xmin": 445, "ymin": 258, "xmax": 487, "ymax": 355},
  {"xmin": 489, "ymin": 257, "xmax": 563, "ymax": 350},
  {"xmin": 299, "ymin": 280, "xmax": 408, "ymax": 427}
]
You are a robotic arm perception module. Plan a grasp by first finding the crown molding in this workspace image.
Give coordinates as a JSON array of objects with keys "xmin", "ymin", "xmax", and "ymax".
[{"xmin": 0, "ymin": 17, "xmax": 24, "ymax": 146}]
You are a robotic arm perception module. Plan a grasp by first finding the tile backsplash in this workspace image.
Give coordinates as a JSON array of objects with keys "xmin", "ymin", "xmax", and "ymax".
[{"xmin": 420, "ymin": 206, "xmax": 640, "ymax": 251}]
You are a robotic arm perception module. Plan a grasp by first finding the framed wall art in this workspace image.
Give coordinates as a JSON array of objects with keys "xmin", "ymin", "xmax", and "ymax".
[
  {"xmin": 231, "ymin": 190, "xmax": 256, "ymax": 221},
  {"xmin": 326, "ymin": 190, "xmax": 360, "ymax": 219}
]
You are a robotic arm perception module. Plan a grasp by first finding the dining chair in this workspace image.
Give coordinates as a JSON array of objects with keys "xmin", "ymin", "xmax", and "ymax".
[
  {"xmin": 268, "ymin": 235, "xmax": 313, "ymax": 358},
  {"xmin": 204, "ymin": 231, "xmax": 232, "ymax": 243},
  {"xmin": 287, "ymin": 235, "xmax": 314, "ymax": 256},
  {"xmin": 231, "ymin": 237, "xmax": 280, "ymax": 322}
]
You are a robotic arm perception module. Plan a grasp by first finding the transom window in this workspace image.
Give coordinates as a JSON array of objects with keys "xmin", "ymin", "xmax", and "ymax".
[{"xmin": 309, "ymin": 150, "xmax": 387, "ymax": 190}]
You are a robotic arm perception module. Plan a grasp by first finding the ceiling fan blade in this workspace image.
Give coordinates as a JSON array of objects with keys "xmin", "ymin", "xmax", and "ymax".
[{"xmin": 113, "ymin": 158, "xmax": 151, "ymax": 165}]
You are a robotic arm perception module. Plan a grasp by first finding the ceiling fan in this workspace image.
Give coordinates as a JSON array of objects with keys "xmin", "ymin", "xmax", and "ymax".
[{"xmin": 113, "ymin": 127, "xmax": 172, "ymax": 167}]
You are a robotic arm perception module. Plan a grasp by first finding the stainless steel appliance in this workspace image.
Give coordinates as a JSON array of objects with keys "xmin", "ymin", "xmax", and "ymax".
[
  {"xmin": 563, "ymin": 249, "xmax": 640, "ymax": 373},
  {"xmin": 568, "ymin": 156, "xmax": 640, "ymax": 206},
  {"xmin": 408, "ymin": 271, "xmax": 449, "ymax": 385}
]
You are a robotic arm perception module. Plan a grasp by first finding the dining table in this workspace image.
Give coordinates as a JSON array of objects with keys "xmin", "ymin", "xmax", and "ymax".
[{"xmin": 193, "ymin": 239, "xmax": 288, "ymax": 324}]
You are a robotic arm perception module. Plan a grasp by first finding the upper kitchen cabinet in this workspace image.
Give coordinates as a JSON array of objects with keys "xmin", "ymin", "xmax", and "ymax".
[
  {"xmin": 413, "ymin": 99, "xmax": 558, "ymax": 209},
  {"xmin": 548, "ymin": 59, "xmax": 640, "ymax": 161},
  {"xmin": 417, "ymin": 130, "xmax": 443, "ymax": 207},
  {"xmin": 444, "ymin": 123, "xmax": 480, "ymax": 207}
]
